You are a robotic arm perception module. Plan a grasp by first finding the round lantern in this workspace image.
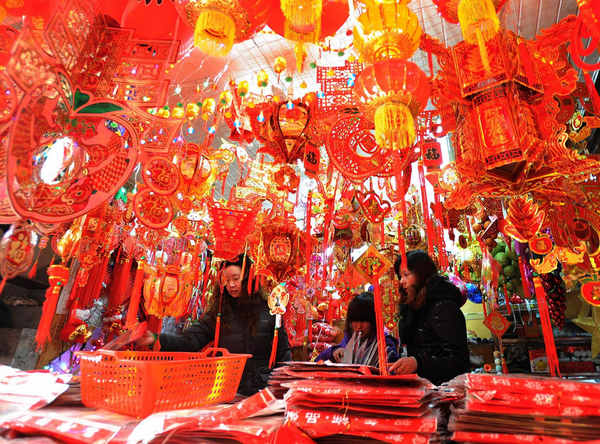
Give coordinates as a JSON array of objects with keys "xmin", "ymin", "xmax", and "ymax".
[
  {"xmin": 175, "ymin": 0, "xmax": 277, "ymax": 57},
  {"xmin": 353, "ymin": 0, "xmax": 421, "ymax": 64},
  {"xmin": 120, "ymin": 0, "xmax": 193, "ymax": 42},
  {"xmin": 353, "ymin": 59, "xmax": 430, "ymax": 152},
  {"xmin": 267, "ymin": 0, "xmax": 348, "ymax": 44}
]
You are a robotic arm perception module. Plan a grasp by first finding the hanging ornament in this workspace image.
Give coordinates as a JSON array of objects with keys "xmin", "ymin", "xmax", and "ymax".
[
  {"xmin": 209, "ymin": 200, "xmax": 259, "ymax": 260},
  {"xmin": 503, "ymin": 196, "xmax": 545, "ymax": 244},
  {"xmin": 144, "ymin": 262, "xmax": 194, "ymax": 318},
  {"xmin": 7, "ymin": 69, "xmax": 138, "ymax": 223},
  {"xmin": 134, "ymin": 188, "xmax": 174, "ymax": 230},
  {"xmin": 353, "ymin": 0, "xmax": 422, "ymax": 64},
  {"xmin": 0, "ymin": 223, "xmax": 36, "ymax": 292},
  {"xmin": 353, "ymin": 59, "xmax": 430, "ymax": 152},
  {"xmin": 456, "ymin": 0, "xmax": 500, "ymax": 72},
  {"xmin": 352, "ymin": 244, "xmax": 392, "ymax": 283},
  {"xmin": 355, "ymin": 190, "xmax": 391, "ymax": 224},
  {"xmin": 143, "ymin": 157, "xmax": 181, "ymax": 196},
  {"xmin": 176, "ymin": 0, "xmax": 276, "ymax": 56},
  {"xmin": 273, "ymin": 56, "xmax": 288, "ymax": 75}
]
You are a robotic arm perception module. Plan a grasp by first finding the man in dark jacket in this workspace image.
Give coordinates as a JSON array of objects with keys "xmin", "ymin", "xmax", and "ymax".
[{"xmin": 390, "ymin": 250, "xmax": 470, "ymax": 385}]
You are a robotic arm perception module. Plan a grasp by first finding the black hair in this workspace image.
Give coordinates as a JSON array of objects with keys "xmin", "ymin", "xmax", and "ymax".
[
  {"xmin": 394, "ymin": 250, "xmax": 438, "ymax": 289},
  {"xmin": 203, "ymin": 253, "xmax": 264, "ymax": 333},
  {"xmin": 344, "ymin": 291, "xmax": 377, "ymax": 338}
]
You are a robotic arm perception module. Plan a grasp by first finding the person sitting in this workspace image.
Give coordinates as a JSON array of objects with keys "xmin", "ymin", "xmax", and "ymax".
[
  {"xmin": 316, "ymin": 291, "xmax": 399, "ymax": 367},
  {"xmin": 137, "ymin": 254, "xmax": 291, "ymax": 396},
  {"xmin": 389, "ymin": 250, "xmax": 469, "ymax": 385}
]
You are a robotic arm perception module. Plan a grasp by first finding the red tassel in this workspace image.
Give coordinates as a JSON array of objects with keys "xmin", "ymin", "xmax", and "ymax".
[
  {"xmin": 268, "ymin": 328, "xmax": 279, "ymax": 369},
  {"xmin": 533, "ymin": 276, "xmax": 561, "ymax": 377},
  {"xmin": 214, "ymin": 314, "xmax": 222, "ymax": 348},
  {"xmin": 0, "ymin": 276, "xmax": 7, "ymax": 295},
  {"xmin": 35, "ymin": 265, "xmax": 70, "ymax": 351},
  {"xmin": 518, "ymin": 256, "xmax": 531, "ymax": 299},
  {"xmin": 584, "ymin": 71, "xmax": 600, "ymax": 115},
  {"xmin": 399, "ymin": 197, "xmax": 408, "ymax": 272},
  {"xmin": 373, "ymin": 281, "xmax": 388, "ymax": 375},
  {"xmin": 125, "ymin": 261, "xmax": 145, "ymax": 329},
  {"xmin": 418, "ymin": 161, "xmax": 435, "ymax": 257},
  {"xmin": 28, "ymin": 258, "xmax": 39, "ymax": 279}
]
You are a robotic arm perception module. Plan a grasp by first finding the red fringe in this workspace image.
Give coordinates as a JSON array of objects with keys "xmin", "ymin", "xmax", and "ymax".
[
  {"xmin": 108, "ymin": 257, "xmax": 132, "ymax": 310},
  {"xmin": 28, "ymin": 258, "xmax": 38, "ymax": 279},
  {"xmin": 268, "ymin": 328, "xmax": 279, "ymax": 369},
  {"xmin": 35, "ymin": 272, "xmax": 66, "ymax": 351},
  {"xmin": 0, "ymin": 276, "xmax": 6, "ymax": 295},
  {"xmin": 533, "ymin": 276, "xmax": 561, "ymax": 377},
  {"xmin": 418, "ymin": 162, "xmax": 435, "ymax": 257},
  {"xmin": 373, "ymin": 281, "xmax": 388, "ymax": 375},
  {"xmin": 125, "ymin": 261, "xmax": 145, "ymax": 329}
]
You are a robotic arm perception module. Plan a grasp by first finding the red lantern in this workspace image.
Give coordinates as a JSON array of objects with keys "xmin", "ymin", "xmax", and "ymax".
[
  {"xmin": 120, "ymin": 0, "xmax": 193, "ymax": 42},
  {"xmin": 144, "ymin": 262, "xmax": 194, "ymax": 318},
  {"xmin": 266, "ymin": 0, "xmax": 348, "ymax": 44},
  {"xmin": 209, "ymin": 200, "xmax": 259, "ymax": 260}
]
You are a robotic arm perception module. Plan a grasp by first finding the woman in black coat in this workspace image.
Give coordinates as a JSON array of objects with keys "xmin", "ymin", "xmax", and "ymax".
[
  {"xmin": 138, "ymin": 254, "xmax": 291, "ymax": 396},
  {"xmin": 389, "ymin": 250, "xmax": 469, "ymax": 385}
]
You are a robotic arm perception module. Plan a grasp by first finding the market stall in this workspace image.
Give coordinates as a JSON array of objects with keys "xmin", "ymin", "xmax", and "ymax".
[{"xmin": 0, "ymin": 0, "xmax": 600, "ymax": 442}]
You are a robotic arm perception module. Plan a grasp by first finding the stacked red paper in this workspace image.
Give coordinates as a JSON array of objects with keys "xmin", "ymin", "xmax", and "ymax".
[
  {"xmin": 450, "ymin": 374, "xmax": 600, "ymax": 444},
  {"xmin": 280, "ymin": 363, "xmax": 437, "ymax": 443}
]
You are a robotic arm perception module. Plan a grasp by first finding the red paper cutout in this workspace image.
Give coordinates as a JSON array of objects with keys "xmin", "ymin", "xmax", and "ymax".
[{"xmin": 484, "ymin": 310, "xmax": 510, "ymax": 337}]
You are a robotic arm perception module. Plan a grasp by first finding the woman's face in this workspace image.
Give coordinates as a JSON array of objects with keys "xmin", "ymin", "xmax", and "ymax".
[
  {"xmin": 222, "ymin": 265, "xmax": 242, "ymax": 298},
  {"xmin": 351, "ymin": 321, "xmax": 371, "ymax": 337},
  {"xmin": 399, "ymin": 269, "xmax": 418, "ymax": 293}
]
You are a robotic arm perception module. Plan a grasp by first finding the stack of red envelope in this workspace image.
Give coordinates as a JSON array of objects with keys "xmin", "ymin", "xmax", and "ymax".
[
  {"xmin": 279, "ymin": 363, "xmax": 437, "ymax": 443},
  {"xmin": 450, "ymin": 373, "xmax": 600, "ymax": 444}
]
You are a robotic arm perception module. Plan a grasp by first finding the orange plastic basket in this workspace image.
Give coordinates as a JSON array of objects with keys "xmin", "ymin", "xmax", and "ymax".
[{"xmin": 76, "ymin": 348, "xmax": 251, "ymax": 418}]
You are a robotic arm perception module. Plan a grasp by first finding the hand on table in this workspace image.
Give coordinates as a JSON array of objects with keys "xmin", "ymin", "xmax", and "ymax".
[
  {"xmin": 388, "ymin": 356, "xmax": 418, "ymax": 375},
  {"xmin": 332, "ymin": 348, "xmax": 345, "ymax": 362}
]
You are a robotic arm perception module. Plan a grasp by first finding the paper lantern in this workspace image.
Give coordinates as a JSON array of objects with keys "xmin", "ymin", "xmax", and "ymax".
[
  {"xmin": 179, "ymin": 143, "xmax": 216, "ymax": 199},
  {"xmin": 175, "ymin": 0, "xmax": 276, "ymax": 57},
  {"xmin": 432, "ymin": 0, "xmax": 507, "ymax": 24},
  {"xmin": 267, "ymin": 0, "xmax": 348, "ymax": 43},
  {"xmin": 353, "ymin": 0, "xmax": 421, "ymax": 64},
  {"xmin": 209, "ymin": 200, "xmax": 259, "ymax": 260},
  {"xmin": 144, "ymin": 263, "xmax": 194, "ymax": 318},
  {"xmin": 353, "ymin": 59, "xmax": 430, "ymax": 152}
]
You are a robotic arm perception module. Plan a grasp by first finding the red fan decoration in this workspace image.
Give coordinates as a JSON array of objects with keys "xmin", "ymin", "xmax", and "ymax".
[{"xmin": 209, "ymin": 201, "xmax": 259, "ymax": 260}]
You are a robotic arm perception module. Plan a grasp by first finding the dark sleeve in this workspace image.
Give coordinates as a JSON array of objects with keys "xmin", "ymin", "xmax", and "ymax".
[
  {"xmin": 158, "ymin": 318, "xmax": 214, "ymax": 352},
  {"xmin": 398, "ymin": 303, "xmax": 416, "ymax": 345},
  {"xmin": 276, "ymin": 323, "xmax": 292, "ymax": 364},
  {"xmin": 412, "ymin": 300, "xmax": 468, "ymax": 384},
  {"xmin": 316, "ymin": 334, "xmax": 349, "ymax": 361}
]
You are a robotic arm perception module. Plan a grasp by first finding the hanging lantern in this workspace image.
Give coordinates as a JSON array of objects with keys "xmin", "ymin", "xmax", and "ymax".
[
  {"xmin": 0, "ymin": 223, "xmax": 36, "ymax": 291},
  {"xmin": 179, "ymin": 143, "xmax": 216, "ymax": 199},
  {"xmin": 432, "ymin": 0, "xmax": 507, "ymax": 24},
  {"xmin": 250, "ymin": 215, "xmax": 306, "ymax": 283},
  {"xmin": 208, "ymin": 200, "xmax": 259, "ymax": 260},
  {"xmin": 175, "ymin": 0, "xmax": 277, "ymax": 57},
  {"xmin": 248, "ymin": 100, "xmax": 313, "ymax": 164},
  {"xmin": 144, "ymin": 262, "xmax": 194, "ymax": 318},
  {"xmin": 457, "ymin": 0, "xmax": 500, "ymax": 72},
  {"xmin": 353, "ymin": 0, "xmax": 422, "ymax": 64},
  {"xmin": 353, "ymin": 59, "xmax": 430, "ymax": 152}
]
